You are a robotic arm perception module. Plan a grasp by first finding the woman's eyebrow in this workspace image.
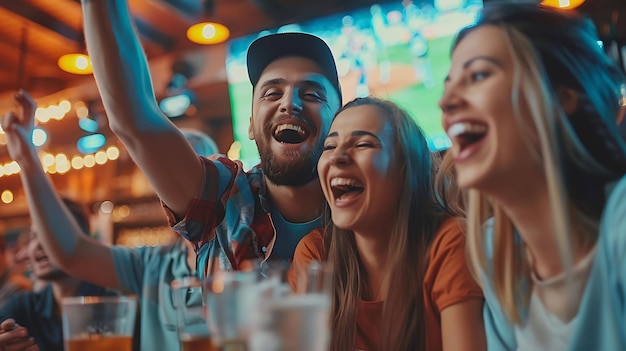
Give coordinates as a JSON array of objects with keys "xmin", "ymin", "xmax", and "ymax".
[
  {"xmin": 352, "ymin": 130, "xmax": 380, "ymax": 140},
  {"xmin": 463, "ymin": 55, "xmax": 503, "ymax": 69},
  {"xmin": 444, "ymin": 55, "xmax": 503, "ymax": 82},
  {"xmin": 325, "ymin": 130, "xmax": 380, "ymax": 140}
]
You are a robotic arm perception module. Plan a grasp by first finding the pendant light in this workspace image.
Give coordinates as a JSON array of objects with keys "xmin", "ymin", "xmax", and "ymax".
[
  {"xmin": 58, "ymin": 31, "xmax": 93, "ymax": 75},
  {"xmin": 540, "ymin": 0, "xmax": 586, "ymax": 10},
  {"xmin": 186, "ymin": 0, "xmax": 230, "ymax": 45}
]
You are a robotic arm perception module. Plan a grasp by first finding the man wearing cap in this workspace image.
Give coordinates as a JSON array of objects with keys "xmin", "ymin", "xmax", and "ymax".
[{"xmin": 58, "ymin": 0, "xmax": 342, "ymax": 281}]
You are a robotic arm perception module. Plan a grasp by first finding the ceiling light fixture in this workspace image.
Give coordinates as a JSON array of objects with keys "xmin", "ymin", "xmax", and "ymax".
[
  {"xmin": 186, "ymin": 0, "xmax": 229, "ymax": 45},
  {"xmin": 58, "ymin": 53, "xmax": 93, "ymax": 75},
  {"xmin": 58, "ymin": 31, "xmax": 93, "ymax": 75},
  {"xmin": 540, "ymin": 0, "xmax": 585, "ymax": 10},
  {"xmin": 186, "ymin": 22, "xmax": 230, "ymax": 45}
]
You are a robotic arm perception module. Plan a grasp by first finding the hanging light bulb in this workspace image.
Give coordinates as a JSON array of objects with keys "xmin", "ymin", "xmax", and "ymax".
[
  {"xmin": 186, "ymin": 22, "xmax": 230, "ymax": 45},
  {"xmin": 185, "ymin": 0, "xmax": 228, "ymax": 45},
  {"xmin": 540, "ymin": 0, "xmax": 585, "ymax": 10},
  {"xmin": 58, "ymin": 53, "xmax": 93, "ymax": 75}
]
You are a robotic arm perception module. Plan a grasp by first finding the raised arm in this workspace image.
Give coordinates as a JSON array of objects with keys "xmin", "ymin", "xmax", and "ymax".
[
  {"xmin": 2, "ymin": 91, "xmax": 122, "ymax": 291},
  {"xmin": 81, "ymin": 0, "xmax": 203, "ymax": 217}
]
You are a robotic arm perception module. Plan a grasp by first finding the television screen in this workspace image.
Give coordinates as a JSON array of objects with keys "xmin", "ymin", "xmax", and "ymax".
[{"xmin": 225, "ymin": 0, "xmax": 482, "ymax": 169}]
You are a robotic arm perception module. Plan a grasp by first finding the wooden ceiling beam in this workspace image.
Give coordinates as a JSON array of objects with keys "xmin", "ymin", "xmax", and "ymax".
[
  {"xmin": 69, "ymin": 0, "xmax": 177, "ymax": 51},
  {"xmin": 0, "ymin": 0, "xmax": 82, "ymax": 44}
]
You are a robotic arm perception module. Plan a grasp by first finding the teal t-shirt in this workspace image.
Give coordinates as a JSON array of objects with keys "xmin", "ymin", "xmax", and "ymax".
[
  {"xmin": 111, "ymin": 239, "xmax": 192, "ymax": 351},
  {"xmin": 269, "ymin": 205, "xmax": 322, "ymax": 260}
]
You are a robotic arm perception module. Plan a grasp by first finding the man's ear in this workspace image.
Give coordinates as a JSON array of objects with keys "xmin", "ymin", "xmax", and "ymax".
[
  {"xmin": 556, "ymin": 87, "xmax": 580, "ymax": 115},
  {"xmin": 248, "ymin": 116, "xmax": 254, "ymax": 140}
]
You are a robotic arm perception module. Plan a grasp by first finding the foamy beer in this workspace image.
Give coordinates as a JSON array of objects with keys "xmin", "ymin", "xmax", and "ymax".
[
  {"xmin": 172, "ymin": 276, "xmax": 215, "ymax": 351},
  {"xmin": 61, "ymin": 296, "xmax": 138, "ymax": 351}
]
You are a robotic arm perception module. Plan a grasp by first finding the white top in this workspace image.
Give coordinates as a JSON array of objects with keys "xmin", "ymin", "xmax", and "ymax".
[{"xmin": 515, "ymin": 246, "xmax": 597, "ymax": 351}]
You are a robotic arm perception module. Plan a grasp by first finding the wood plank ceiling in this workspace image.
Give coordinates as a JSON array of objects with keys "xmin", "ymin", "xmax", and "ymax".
[
  {"xmin": 0, "ymin": 0, "xmax": 623, "ymax": 164},
  {"xmin": 0, "ymin": 0, "xmax": 389, "ymax": 161}
]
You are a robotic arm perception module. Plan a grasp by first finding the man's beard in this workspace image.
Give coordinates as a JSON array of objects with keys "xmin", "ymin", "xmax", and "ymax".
[{"xmin": 258, "ymin": 142, "xmax": 322, "ymax": 186}]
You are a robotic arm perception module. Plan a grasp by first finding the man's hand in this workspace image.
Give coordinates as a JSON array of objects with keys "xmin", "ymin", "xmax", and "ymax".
[
  {"xmin": 1, "ymin": 90, "xmax": 37, "ymax": 165},
  {"xmin": 0, "ymin": 319, "xmax": 39, "ymax": 351}
]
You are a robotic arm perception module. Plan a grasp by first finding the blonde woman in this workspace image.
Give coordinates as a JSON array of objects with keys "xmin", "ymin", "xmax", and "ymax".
[
  {"xmin": 440, "ymin": 4, "xmax": 626, "ymax": 350},
  {"xmin": 290, "ymin": 96, "xmax": 485, "ymax": 351}
]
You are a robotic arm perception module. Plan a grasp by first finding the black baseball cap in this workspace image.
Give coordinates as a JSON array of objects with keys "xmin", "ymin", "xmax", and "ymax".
[{"xmin": 246, "ymin": 32, "xmax": 342, "ymax": 101}]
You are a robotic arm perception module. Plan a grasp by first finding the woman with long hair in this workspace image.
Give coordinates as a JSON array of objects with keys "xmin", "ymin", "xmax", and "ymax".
[
  {"xmin": 289, "ymin": 96, "xmax": 485, "ymax": 351},
  {"xmin": 440, "ymin": 4, "xmax": 626, "ymax": 350}
]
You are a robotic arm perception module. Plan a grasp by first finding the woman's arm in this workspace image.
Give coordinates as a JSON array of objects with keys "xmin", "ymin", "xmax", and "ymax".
[
  {"xmin": 441, "ymin": 299, "xmax": 486, "ymax": 351},
  {"xmin": 428, "ymin": 218, "xmax": 487, "ymax": 351}
]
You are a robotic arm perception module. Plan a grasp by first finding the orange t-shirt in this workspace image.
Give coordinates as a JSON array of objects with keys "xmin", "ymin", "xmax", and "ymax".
[{"xmin": 288, "ymin": 217, "xmax": 483, "ymax": 351}]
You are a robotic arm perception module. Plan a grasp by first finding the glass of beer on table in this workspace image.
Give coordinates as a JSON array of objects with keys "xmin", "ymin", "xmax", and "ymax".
[
  {"xmin": 203, "ymin": 271, "xmax": 258, "ymax": 351},
  {"xmin": 61, "ymin": 296, "xmax": 137, "ymax": 351},
  {"xmin": 248, "ymin": 261, "xmax": 333, "ymax": 351},
  {"xmin": 172, "ymin": 276, "xmax": 215, "ymax": 351}
]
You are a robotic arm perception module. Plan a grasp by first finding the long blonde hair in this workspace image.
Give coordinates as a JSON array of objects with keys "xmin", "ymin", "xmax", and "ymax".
[
  {"xmin": 461, "ymin": 4, "xmax": 626, "ymax": 323},
  {"xmin": 434, "ymin": 150, "xmax": 466, "ymax": 217},
  {"xmin": 324, "ymin": 97, "xmax": 448, "ymax": 350}
]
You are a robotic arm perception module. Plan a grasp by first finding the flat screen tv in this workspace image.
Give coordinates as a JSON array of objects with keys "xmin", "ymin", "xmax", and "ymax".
[{"xmin": 225, "ymin": 0, "xmax": 482, "ymax": 169}]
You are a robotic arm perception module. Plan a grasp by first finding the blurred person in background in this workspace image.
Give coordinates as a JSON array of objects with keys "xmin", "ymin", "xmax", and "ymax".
[
  {"xmin": 0, "ymin": 197, "xmax": 119, "ymax": 351},
  {"xmin": 2, "ymin": 88, "xmax": 220, "ymax": 351},
  {"xmin": 14, "ymin": 231, "xmax": 46, "ymax": 293},
  {"xmin": 0, "ymin": 234, "xmax": 31, "ymax": 307},
  {"xmin": 108, "ymin": 127, "xmax": 219, "ymax": 351}
]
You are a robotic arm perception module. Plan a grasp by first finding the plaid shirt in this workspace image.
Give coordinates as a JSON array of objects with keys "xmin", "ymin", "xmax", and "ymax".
[{"xmin": 163, "ymin": 156, "xmax": 279, "ymax": 278}]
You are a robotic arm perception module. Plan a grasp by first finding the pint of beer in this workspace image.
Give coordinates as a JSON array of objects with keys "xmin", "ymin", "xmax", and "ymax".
[
  {"xmin": 172, "ymin": 277, "xmax": 214, "ymax": 351},
  {"xmin": 65, "ymin": 335, "xmax": 133, "ymax": 351},
  {"xmin": 180, "ymin": 334, "xmax": 218, "ymax": 351},
  {"xmin": 61, "ymin": 296, "xmax": 138, "ymax": 351}
]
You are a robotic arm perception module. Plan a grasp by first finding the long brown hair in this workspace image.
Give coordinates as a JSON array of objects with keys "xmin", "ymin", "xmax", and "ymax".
[{"xmin": 324, "ymin": 97, "xmax": 448, "ymax": 350}]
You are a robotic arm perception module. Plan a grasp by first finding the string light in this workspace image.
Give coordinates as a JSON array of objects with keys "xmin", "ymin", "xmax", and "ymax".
[
  {"xmin": 1, "ymin": 190, "xmax": 14, "ymax": 204},
  {"xmin": 0, "ymin": 146, "xmax": 122, "ymax": 178}
]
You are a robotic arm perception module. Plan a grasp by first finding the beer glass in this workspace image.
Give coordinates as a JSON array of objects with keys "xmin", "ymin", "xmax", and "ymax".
[
  {"xmin": 61, "ymin": 296, "xmax": 137, "ymax": 351},
  {"xmin": 172, "ymin": 276, "xmax": 216, "ymax": 351},
  {"xmin": 249, "ymin": 260, "xmax": 333, "ymax": 351},
  {"xmin": 203, "ymin": 271, "xmax": 257, "ymax": 350}
]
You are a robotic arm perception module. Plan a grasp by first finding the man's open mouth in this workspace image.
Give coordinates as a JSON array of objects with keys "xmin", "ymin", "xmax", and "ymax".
[
  {"xmin": 34, "ymin": 253, "xmax": 49, "ymax": 262},
  {"xmin": 273, "ymin": 123, "xmax": 311, "ymax": 144}
]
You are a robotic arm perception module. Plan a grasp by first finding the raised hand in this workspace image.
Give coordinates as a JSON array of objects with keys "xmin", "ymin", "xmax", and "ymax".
[
  {"xmin": 1, "ymin": 90, "xmax": 38, "ymax": 166},
  {"xmin": 0, "ymin": 319, "xmax": 39, "ymax": 351}
]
